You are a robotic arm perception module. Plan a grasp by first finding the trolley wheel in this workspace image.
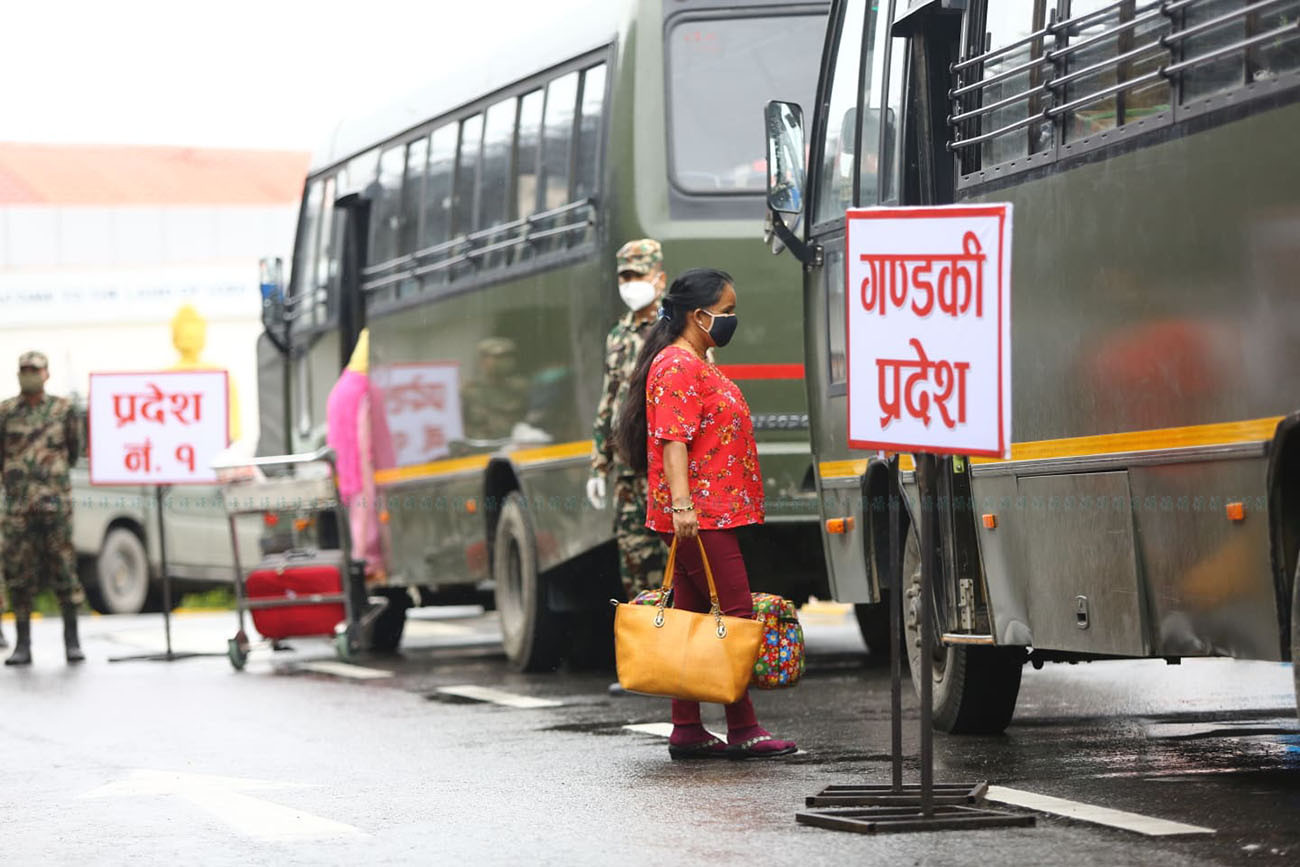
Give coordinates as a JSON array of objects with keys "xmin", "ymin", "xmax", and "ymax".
[
  {"xmin": 227, "ymin": 631, "xmax": 249, "ymax": 671},
  {"xmin": 334, "ymin": 625, "xmax": 358, "ymax": 662}
]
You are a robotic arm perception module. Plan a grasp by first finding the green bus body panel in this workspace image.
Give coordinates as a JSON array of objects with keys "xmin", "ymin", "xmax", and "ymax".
[{"xmin": 954, "ymin": 101, "xmax": 1300, "ymax": 660}]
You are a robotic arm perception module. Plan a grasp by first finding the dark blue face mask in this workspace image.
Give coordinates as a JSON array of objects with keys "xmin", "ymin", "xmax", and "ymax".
[{"xmin": 698, "ymin": 310, "xmax": 739, "ymax": 348}]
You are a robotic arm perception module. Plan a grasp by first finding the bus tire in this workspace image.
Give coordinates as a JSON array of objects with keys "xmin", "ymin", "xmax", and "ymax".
[
  {"xmin": 84, "ymin": 527, "xmax": 151, "ymax": 615},
  {"xmin": 1291, "ymin": 559, "xmax": 1299, "ymax": 720},
  {"xmin": 901, "ymin": 522, "xmax": 1023, "ymax": 734},
  {"xmin": 493, "ymin": 492, "xmax": 565, "ymax": 672}
]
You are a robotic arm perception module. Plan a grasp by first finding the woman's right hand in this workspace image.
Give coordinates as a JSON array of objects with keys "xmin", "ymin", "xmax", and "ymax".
[{"xmin": 673, "ymin": 507, "xmax": 699, "ymax": 539}]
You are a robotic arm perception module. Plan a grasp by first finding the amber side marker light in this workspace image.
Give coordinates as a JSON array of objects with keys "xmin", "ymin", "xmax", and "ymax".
[
  {"xmin": 1226, "ymin": 501, "xmax": 1246, "ymax": 522},
  {"xmin": 982, "ymin": 514, "xmax": 998, "ymax": 530},
  {"xmin": 825, "ymin": 517, "xmax": 855, "ymax": 534}
]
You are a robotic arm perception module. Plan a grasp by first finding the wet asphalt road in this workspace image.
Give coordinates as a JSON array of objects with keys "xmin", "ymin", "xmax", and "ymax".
[{"xmin": 1, "ymin": 606, "xmax": 1296, "ymax": 866}]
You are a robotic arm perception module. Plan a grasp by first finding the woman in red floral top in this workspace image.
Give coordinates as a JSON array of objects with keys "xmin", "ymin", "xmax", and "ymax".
[{"xmin": 615, "ymin": 268, "xmax": 797, "ymax": 760}]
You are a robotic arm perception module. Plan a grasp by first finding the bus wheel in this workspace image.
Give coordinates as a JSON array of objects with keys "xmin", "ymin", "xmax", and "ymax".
[
  {"xmin": 493, "ymin": 492, "xmax": 565, "ymax": 672},
  {"xmin": 901, "ymin": 523, "xmax": 1023, "ymax": 734}
]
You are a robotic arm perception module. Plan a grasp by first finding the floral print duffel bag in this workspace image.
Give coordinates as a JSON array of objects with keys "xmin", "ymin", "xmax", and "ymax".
[{"xmin": 630, "ymin": 589, "xmax": 805, "ymax": 689}]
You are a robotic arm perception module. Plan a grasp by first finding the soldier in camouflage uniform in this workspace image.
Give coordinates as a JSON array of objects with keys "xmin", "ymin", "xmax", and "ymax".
[
  {"xmin": 588, "ymin": 239, "xmax": 669, "ymax": 600},
  {"xmin": 1, "ymin": 351, "xmax": 86, "ymax": 666}
]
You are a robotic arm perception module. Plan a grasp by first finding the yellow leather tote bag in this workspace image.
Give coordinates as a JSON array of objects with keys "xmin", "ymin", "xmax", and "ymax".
[{"xmin": 612, "ymin": 536, "xmax": 763, "ymax": 704}]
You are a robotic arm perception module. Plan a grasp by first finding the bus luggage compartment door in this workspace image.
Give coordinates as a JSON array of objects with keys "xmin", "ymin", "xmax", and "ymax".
[{"xmin": 1014, "ymin": 471, "xmax": 1149, "ymax": 656}]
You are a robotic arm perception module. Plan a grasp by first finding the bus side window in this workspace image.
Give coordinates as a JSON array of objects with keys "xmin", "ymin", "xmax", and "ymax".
[
  {"xmin": 291, "ymin": 179, "xmax": 325, "ymax": 328},
  {"xmin": 814, "ymin": 0, "xmax": 867, "ymax": 226},
  {"xmin": 313, "ymin": 177, "xmax": 336, "ymax": 328},
  {"xmin": 1060, "ymin": 0, "xmax": 1171, "ymax": 143},
  {"xmin": 976, "ymin": 0, "xmax": 1053, "ymax": 168},
  {"xmin": 537, "ymin": 70, "xmax": 580, "ymax": 253},
  {"xmin": 478, "ymin": 98, "xmax": 517, "ymax": 268},
  {"xmin": 369, "ymin": 145, "xmax": 406, "ymax": 267},
  {"xmin": 453, "ymin": 114, "xmax": 485, "ymax": 240},
  {"xmin": 421, "ymin": 125, "xmax": 457, "ymax": 290},
  {"xmin": 516, "ymin": 89, "xmax": 545, "ymax": 221},
  {"xmin": 880, "ymin": 40, "xmax": 907, "ymax": 205},
  {"xmin": 1181, "ymin": 0, "xmax": 1300, "ymax": 101},
  {"xmin": 856, "ymin": 6, "xmax": 891, "ymax": 205},
  {"xmin": 1252, "ymin": 0, "xmax": 1300, "ymax": 81},
  {"xmin": 401, "ymin": 137, "xmax": 427, "ymax": 260},
  {"xmin": 573, "ymin": 63, "xmax": 607, "ymax": 202}
]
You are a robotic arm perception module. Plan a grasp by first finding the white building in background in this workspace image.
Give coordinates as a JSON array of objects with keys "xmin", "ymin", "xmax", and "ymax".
[{"xmin": 0, "ymin": 143, "xmax": 308, "ymax": 451}]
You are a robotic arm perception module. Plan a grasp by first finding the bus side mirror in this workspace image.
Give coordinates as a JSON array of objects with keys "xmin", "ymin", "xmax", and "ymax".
[
  {"xmin": 259, "ymin": 256, "xmax": 288, "ymax": 353},
  {"xmin": 765, "ymin": 101, "xmax": 807, "ymax": 216}
]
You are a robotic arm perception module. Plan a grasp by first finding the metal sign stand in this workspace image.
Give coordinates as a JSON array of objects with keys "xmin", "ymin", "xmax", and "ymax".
[
  {"xmin": 109, "ymin": 486, "xmax": 221, "ymax": 664},
  {"xmin": 796, "ymin": 454, "xmax": 1033, "ymax": 834}
]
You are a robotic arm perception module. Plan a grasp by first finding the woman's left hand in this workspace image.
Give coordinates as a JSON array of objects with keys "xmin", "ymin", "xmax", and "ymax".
[{"xmin": 672, "ymin": 507, "xmax": 699, "ymax": 539}]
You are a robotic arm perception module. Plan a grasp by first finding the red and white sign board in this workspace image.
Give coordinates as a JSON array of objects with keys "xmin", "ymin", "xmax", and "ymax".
[
  {"xmin": 88, "ymin": 371, "xmax": 230, "ymax": 485},
  {"xmin": 373, "ymin": 362, "xmax": 464, "ymax": 466},
  {"xmin": 846, "ymin": 204, "xmax": 1012, "ymax": 458}
]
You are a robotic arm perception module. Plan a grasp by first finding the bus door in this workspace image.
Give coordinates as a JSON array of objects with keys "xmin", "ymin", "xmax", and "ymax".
[
  {"xmin": 329, "ymin": 191, "xmax": 370, "ymax": 371},
  {"xmin": 769, "ymin": 0, "xmax": 894, "ymax": 608}
]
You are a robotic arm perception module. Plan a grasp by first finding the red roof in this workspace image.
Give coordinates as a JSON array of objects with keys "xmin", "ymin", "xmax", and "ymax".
[{"xmin": 0, "ymin": 143, "xmax": 309, "ymax": 205}]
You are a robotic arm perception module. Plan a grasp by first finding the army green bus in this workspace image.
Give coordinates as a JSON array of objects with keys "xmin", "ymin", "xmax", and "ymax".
[
  {"xmin": 262, "ymin": 0, "xmax": 836, "ymax": 669},
  {"xmin": 765, "ymin": 0, "xmax": 1300, "ymax": 730}
]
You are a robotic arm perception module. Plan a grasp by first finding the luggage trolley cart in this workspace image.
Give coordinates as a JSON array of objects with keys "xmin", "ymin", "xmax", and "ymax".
[{"xmin": 217, "ymin": 447, "xmax": 379, "ymax": 670}]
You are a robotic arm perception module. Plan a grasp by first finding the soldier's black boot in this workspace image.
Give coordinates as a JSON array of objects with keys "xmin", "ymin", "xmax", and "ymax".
[
  {"xmin": 63, "ymin": 605, "xmax": 85, "ymax": 663},
  {"xmin": 5, "ymin": 616, "xmax": 31, "ymax": 666}
]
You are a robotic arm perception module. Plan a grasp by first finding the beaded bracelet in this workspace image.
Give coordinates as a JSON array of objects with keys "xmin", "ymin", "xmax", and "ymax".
[{"xmin": 670, "ymin": 504, "xmax": 694, "ymax": 513}]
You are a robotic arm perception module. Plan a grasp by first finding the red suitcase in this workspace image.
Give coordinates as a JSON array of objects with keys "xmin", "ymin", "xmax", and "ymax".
[{"xmin": 245, "ymin": 550, "xmax": 347, "ymax": 640}]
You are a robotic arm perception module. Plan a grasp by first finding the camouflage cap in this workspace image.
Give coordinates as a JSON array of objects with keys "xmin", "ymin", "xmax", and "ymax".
[
  {"xmin": 615, "ymin": 238, "xmax": 663, "ymax": 276},
  {"xmin": 18, "ymin": 351, "xmax": 48, "ymax": 369}
]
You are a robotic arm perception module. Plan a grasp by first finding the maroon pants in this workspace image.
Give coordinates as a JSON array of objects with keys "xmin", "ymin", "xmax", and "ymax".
[{"xmin": 659, "ymin": 530, "xmax": 758, "ymax": 731}]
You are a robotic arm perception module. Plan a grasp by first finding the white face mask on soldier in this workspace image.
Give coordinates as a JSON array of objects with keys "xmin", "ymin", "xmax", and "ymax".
[{"xmin": 619, "ymin": 280, "xmax": 658, "ymax": 312}]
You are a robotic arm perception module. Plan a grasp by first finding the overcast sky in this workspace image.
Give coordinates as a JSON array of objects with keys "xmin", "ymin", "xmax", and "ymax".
[{"xmin": 0, "ymin": 0, "xmax": 536, "ymax": 153}]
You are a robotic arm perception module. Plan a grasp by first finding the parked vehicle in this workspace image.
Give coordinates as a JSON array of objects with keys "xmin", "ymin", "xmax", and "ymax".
[
  {"xmin": 262, "ymin": 0, "xmax": 839, "ymax": 670},
  {"xmin": 766, "ymin": 0, "xmax": 1300, "ymax": 729}
]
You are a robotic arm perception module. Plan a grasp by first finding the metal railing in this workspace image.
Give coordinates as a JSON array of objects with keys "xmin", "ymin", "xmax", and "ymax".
[{"xmin": 948, "ymin": 0, "xmax": 1300, "ymax": 160}]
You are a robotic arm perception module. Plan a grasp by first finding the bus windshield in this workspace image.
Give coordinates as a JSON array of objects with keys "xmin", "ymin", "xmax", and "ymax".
[{"xmin": 668, "ymin": 14, "xmax": 825, "ymax": 194}]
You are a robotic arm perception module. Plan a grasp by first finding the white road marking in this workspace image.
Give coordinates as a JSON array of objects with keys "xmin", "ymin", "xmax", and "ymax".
[
  {"xmin": 104, "ymin": 627, "xmax": 226, "ymax": 656},
  {"xmin": 986, "ymin": 785, "xmax": 1214, "ymax": 836},
  {"xmin": 404, "ymin": 620, "xmax": 474, "ymax": 638},
  {"xmin": 297, "ymin": 661, "xmax": 393, "ymax": 680},
  {"xmin": 82, "ymin": 770, "xmax": 362, "ymax": 841},
  {"xmin": 437, "ymin": 684, "xmax": 563, "ymax": 708}
]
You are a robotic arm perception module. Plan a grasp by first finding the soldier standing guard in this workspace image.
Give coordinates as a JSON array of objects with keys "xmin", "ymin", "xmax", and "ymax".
[
  {"xmin": 1, "ymin": 351, "xmax": 86, "ymax": 666},
  {"xmin": 588, "ymin": 239, "xmax": 669, "ymax": 600}
]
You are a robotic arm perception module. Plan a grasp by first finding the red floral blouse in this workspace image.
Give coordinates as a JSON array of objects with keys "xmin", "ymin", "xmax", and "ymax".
[{"xmin": 645, "ymin": 345, "xmax": 764, "ymax": 532}]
